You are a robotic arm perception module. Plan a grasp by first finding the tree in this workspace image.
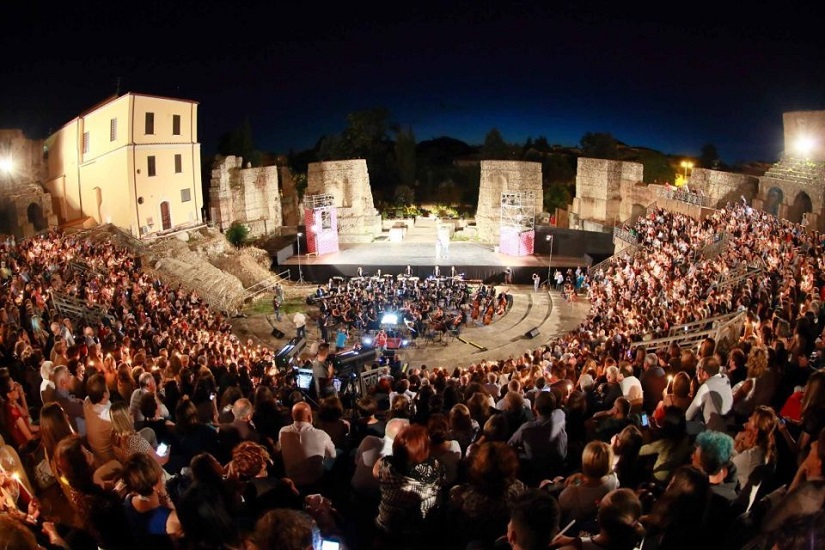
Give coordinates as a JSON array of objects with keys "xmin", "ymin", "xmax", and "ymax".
[
  {"xmin": 700, "ymin": 143, "xmax": 720, "ymax": 169},
  {"xmin": 480, "ymin": 128, "xmax": 512, "ymax": 160},
  {"xmin": 580, "ymin": 132, "xmax": 619, "ymax": 160},
  {"xmin": 635, "ymin": 150, "xmax": 675, "ymax": 184},
  {"xmin": 225, "ymin": 222, "xmax": 250, "ymax": 248},
  {"xmin": 393, "ymin": 184, "xmax": 415, "ymax": 206},
  {"xmin": 543, "ymin": 154, "xmax": 575, "ymax": 185},
  {"xmin": 217, "ymin": 117, "xmax": 262, "ymax": 166},
  {"xmin": 394, "ymin": 126, "xmax": 416, "ymax": 186},
  {"xmin": 543, "ymin": 182, "xmax": 572, "ymax": 214}
]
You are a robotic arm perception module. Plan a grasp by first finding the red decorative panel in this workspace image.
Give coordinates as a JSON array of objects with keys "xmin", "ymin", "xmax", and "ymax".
[
  {"xmin": 499, "ymin": 228, "xmax": 534, "ymax": 256},
  {"xmin": 304, "ymin": 207, "xmax": 339, "ymax": 255}
]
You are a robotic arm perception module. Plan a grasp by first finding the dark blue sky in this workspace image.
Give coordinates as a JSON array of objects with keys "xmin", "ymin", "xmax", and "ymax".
[{"xmin": 2, "ymin": 1, "xmax": 823, "ymax": 164}]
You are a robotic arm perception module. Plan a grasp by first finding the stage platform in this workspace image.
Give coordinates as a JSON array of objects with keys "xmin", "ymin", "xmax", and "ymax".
[{"xmin": 280, "ymin": 241, "xmax": 588, "ymax": 285}]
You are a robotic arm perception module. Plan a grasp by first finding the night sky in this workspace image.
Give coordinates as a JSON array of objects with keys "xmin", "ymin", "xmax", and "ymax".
[{"xmin": 2, "ymin": 1, "xmax": 823, "ymax": 164}]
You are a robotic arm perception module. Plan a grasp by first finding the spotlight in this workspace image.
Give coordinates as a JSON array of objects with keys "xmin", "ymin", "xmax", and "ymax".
[
  {"xmin": 362, "ymin": 336, "xmax": 373, "ymax": 346},
  {"xmin": 401, "ymin": 339, "xmax": 409, "ymax": 347}
]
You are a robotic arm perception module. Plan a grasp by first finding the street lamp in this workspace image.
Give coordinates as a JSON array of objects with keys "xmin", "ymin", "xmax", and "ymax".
[
  {"xmin": 680, "ymin": 160, "xmax": 694, "ymax": 179},
  {"xmin": 545, "ymin": 234, "xmax": 553, "ymax": 287},
  {"xmin": 296, "ymin": 232, "xmax": 305, "ymax": 284}
]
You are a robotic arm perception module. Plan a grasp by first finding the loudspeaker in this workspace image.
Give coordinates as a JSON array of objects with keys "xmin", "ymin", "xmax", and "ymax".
[
  {"xmin": 524, "ymin": 327, "xmax": 540, "ymax": 339},
  {"xmin": 271, "ymin": 327, "xmax": 285, "ymax": 339}
]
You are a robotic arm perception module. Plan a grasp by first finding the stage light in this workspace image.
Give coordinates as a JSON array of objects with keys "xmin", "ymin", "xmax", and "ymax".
[
  {"xmin": 0, "ymin": 157, "xmax": 13, "ymax": 175},
  {"xmin": 796, "ymin": 136, "xmax": 815, "ymax": 157},
  {"xmin": 380, "ymin": 313, "xmax": 398, "ymax": 325},
  {"xmin": 362, "ymin": 335, "xmax": 373, "ymax": 346},
  {"xmin": 401, "ymin": 339, "xmax": 409, "ymax": 347}
]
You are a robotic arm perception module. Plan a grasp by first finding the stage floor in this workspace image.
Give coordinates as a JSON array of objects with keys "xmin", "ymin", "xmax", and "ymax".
[{"xmin": 280, "ymin": 242, "xmax": 587, "ymax": 285}]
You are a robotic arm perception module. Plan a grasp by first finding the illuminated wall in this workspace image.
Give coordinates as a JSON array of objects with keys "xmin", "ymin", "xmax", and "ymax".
[{"xmin": 45, "ymin": 93, "xmax": 203, "ymax": 237}]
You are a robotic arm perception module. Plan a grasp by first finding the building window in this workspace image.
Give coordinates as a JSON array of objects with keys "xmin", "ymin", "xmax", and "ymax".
[
  {"xmin": 174, "ymin": 154, "xmax": 182, "ymax": 174},
  {"xmin": 82, "ymin": 132, "xmax": 90, "ymax": 154},
  {"xmin": 147, "ymin": 156, "xmax": 156, "ymax": 177},
  {"xmin": 181, "ymin": 188, "xmax": 191, "ymax": 202},
  {"xmin": 145, "ymin": 112, "xmax": 155, "ymax": 134},
  {"xmin": 110, "ymin": 118, "xmax": 117, "ymax": 141},
  {"xmin": 172, "ymin": 115, "xmax": 181, "ymax": 135}
]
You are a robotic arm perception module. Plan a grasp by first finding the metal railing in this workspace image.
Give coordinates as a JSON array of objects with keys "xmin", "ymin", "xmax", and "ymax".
[
  {"xmin": 639, "ymin": 310, "xmax": 746, "ymax": 356},
  {"xmin": 613, "ymin": 226, "xmax": 639, "ymax": 245},
  {"xmin": 657, "ymin": 187, "xmax": 714, "ymax": 208},
  {"xmin": 588, "ymin": 244, "xmax": 638, "ymax": 277}
]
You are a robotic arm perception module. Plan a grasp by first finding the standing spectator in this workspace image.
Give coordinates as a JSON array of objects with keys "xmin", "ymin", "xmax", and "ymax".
[
  {"xmin": 532, "ymin": 273, "xmax": 541, "ymax": 292},
  {"xmin": 293, "ymin": 311, "xmax": 306, "ymax": 340},
  {"xmin": 272, "ymin": 294, "xmax": 281, "ymax": 322}
]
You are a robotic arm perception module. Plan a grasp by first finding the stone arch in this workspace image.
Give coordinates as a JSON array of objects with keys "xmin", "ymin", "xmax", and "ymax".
[
  {"xmin": 789, "ymin": 191, "xmax": 813, "ymax": 224},
  {"xmin": 764, "ymin": 187, "xmax": 784, "ymax": 217},
  {"xmin": 27, "ymin": 203, "xmax": 47, "ymax": 231}
]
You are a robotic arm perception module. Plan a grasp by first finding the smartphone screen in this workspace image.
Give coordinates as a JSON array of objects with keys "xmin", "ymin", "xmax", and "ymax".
[
  {"xmin": 157, "ymin": 443, "xmax": 169, "ymax": 456},
  {"xmin": 321, "ymin": 540, "xmax": 340, "ymax": 550},
  {"xmin": 640, "ymin": 413, "xmax": 649, "ymax": 427}
]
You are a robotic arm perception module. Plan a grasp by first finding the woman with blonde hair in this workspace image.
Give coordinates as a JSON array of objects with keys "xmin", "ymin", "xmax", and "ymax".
[
  {"xmin": 732, "ymin": 345, "xmax": 776, "ymax": 419},
  {"xmin": 110, "ymin": 400, "xmax": 168, "ymax": 467},
  {"xmin": 732, "ymin": 405, "xmax": 778, "ymax": 489},
  {"xmin": 548, "ymin": 440, "xmax": 619, "ymax": 525}
]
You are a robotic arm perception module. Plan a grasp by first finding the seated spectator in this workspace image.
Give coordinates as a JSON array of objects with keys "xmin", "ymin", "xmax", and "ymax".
[
  {"xmin": 229, "ymin": 440, "xmax": 301, "ymax": 524},
  {"xmin": 39, "ymin": 360, "xmax": 56, "ymax": 407},
  {"xmin": 172, "ymin": 400, "xmax": 220, "ymax": 470},
  {"xmin": 121, "ymin": 452, "xmax": 182, "ymax": 547},
  {"xmin": 612, "ymin": 424, "xmax": 645, "ymax": 490},
  {"xmin": 508, "ymin": 390, "xmax": 567, "ymax": 485},
  {"xmin": 83, "ymin": 373, "xmax": 115, "ymax": 465},
  {"xmin": 53, "ymin": 434, "xmax": 134, "ymax": 549},
  {"xmin": 732, "ymin": 405, "xmax": 778, "ymax": 490},
  {"xmin": 448, "ymin": 403, "xmax": 478, "ymax": 456},
  {"xmin": 278, "ymin": 402, "xmax": 336, "ymax": 489},
  {"xmin": 652, "ymin": 371, "xmax": 692, "ymax": 426},
  {"xmin": 692, "ymin": 430, "xmax": 737, "ymax": 549},
  {"xmin": 618, "ymin": 361, "xmax": 643, "ymax": 407},
  {"xmin": 686, "ymin": 357, "xmax": 732, "ymax": 431},
  {"xmin": 640, "ymin": 465, "xmax": 711, "ymax": 550},
  {"xmin": 110, "ymin": 401, "xmax": 168, "ymax": 468},
  {"xmin": 315, "ymin": 395, "xmax": 351, "ymax": 453},
  {"xmin": 218, "ymin": 398, "xmax": 260, "ymax": 457},
  {"xmin": 638, "ymin": 406, "xmax": 692, "ymax": 483},
  {"xmin": 547, "ymin": 440, "xmax": 619, "ymax": 526},
  {"xmin": 501, "ymin": 391, "xmax": 533, "ymax": 441},
  {"xmin": 503, "ymin": 488, "xmax": 560, "ymax": 550},
  {"xmin": 130, "ymin": 372, "xmax": 170, "ymax": 424},
  {"xmin": 556, "ymin": 488, "xmax": 645, "ymax": 550},
  {"xmin": 2, "ymin": 376, "xmax": 39, "ymax": 450},
  {"xmin": 449, "ymin": 442, "xmax": 527, "ymax": 548},
  {"xmin": 732, "ymin": 345, "xmax": 776, "ymax": 421},
  {"xmin": 373, "ymin": 424, "xmax": 445, "ymax": 542},
  {"xmin": 246, "ymin": 508, "xmax": 320, "ymax": 550},
  {"xmin": 351, "ymin": 417, "xmax": 409, "ymax": 501},
  {"xmin": 428, "ymin": 413, "xmax": 462, "ymax": 486},
  {"xmin": 137, "ymin": 392, "xmax": 177, "ymax": 446},
  {"xmin": 640, "ymin": 352, "xmax": 667, "ymax": 415},
  {"xmin": 596, "ymin": 365, "xmax": 623, "ymax": 412},
  {"xmin": 761, "ymin": 427, "xmax": 825, "ymax": 535},
  {"xmin": 352, "ymin": 396, "xmax": 386, "ymax": 444},
  {"xmin": 52, "ymin": 365, "xmax": 86, "ymax": 436},
  {"xmin": 589, "ymin": 397, "xmax": 632, "ymax": 443}
]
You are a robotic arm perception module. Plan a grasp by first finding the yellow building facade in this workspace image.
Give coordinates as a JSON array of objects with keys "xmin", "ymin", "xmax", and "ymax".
[{"xmin": 45, "ymin": 93, "xmax": 203, "ymax": 237}]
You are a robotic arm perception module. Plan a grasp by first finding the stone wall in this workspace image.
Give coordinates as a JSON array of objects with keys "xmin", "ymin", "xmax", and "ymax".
[
  {"xmin": 208, "ymin": 155, "xmax": 282, "ymax": 238},
  {"xmin": 475, "ymin": 161, "xmax": 543, "ymax": 243},
  {"xmin": 569, "ymin": 158, "xmax": 644, "ymax": 228},
  {"xmin": 688, "ymin": 168, "xmax": 759, "ymax": 207},
  {"xmin": 0, "ymin": 130, "xmax": 58, "ymax": 238},
  {"xmin": 278, "ymin": 166, "xmax": 300, "ymax": 227},
  {"xmin": 306, "ymin": 160, "xmax": 381, "ymax": 243}
]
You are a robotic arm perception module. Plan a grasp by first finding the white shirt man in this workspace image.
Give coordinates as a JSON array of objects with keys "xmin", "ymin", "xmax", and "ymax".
[
  {"xmin": 618, "ymin": 364, "xmax": 643, "ymax": 403},
  {"xmin": 686, "ymin": 357, "xmax": 733, "ymax": 425},
  {"xmin": 278, "ymin": 402, "xmax": 336, "ymax": 487}
]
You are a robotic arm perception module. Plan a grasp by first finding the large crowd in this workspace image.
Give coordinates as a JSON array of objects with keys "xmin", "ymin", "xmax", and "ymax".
[{"xmin": 1, "ymin": 200, "xmax": 825, "ymax": 550}]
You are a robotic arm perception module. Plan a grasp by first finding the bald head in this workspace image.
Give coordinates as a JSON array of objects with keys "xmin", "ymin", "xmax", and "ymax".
[
  {"xmin": 385, "ymin": 418, "xmax": 410, "ymax": 441},
  {"xmin": 292, "ymin": 402, "xmax": 312, "ymax": 423}
]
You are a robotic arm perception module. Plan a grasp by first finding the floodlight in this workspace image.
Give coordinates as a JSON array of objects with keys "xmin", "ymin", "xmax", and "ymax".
[
  {"xmin": 796, "ymin": 136, "xmax": 815, "ymax": 157},
  {"xmin": 0, "ymin": 157, "xmax": 13, "ymax": 174},
  {"xmin": 380, "ymin": 313, "xmax": 399, "ymax": 325}
]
